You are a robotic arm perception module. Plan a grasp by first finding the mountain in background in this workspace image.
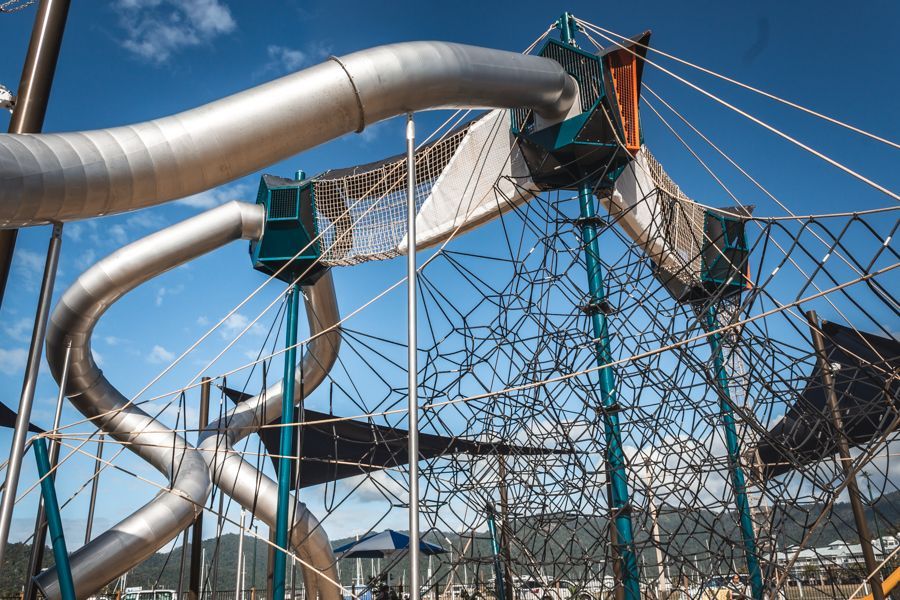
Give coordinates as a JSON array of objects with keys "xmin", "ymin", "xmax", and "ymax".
[{"xmin": 2, "ymin": 490, "xmax": 897, "ymax": 595}]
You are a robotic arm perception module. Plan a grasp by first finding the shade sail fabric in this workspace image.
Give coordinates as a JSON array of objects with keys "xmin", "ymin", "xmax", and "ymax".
[
  {"xmin": 332, "ymin": 529, "xmax": 446, "ymax": 558},
  {"xmin": 755, "ymin": 321, "xmax": 899, "ymax": 479},
  {"xmin": 0, "ymin": 401, "xmax": 44, "ymax": 433},
  {"xmin": 222, "ymin": 387, "xmax": 561, "ymax": 489}
]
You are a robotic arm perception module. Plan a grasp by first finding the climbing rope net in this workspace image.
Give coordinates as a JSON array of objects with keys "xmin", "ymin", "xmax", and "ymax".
[{"xmin": 14, "ymin": 17, "xmax": 898, "ymax": 600}]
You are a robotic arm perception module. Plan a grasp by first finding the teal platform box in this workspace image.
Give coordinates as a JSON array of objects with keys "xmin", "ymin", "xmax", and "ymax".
[{"xmin": 249, "ymin": 174, "xmax": 328, "ymax": 284}]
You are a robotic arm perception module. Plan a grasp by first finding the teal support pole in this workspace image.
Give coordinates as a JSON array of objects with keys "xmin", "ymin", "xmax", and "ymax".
[
  {"xmin": 577, "ymin": 182, "xmax": 641, "ymax": 600},
  {"xmin": 556, "ymin": 12, "xmax": 577, "ymax": 45},
  {"xmin": 704, "ymin": 306, "xmax": 763, "ymax": 599},
  {"xmin": 273, "ymin": 284, "xmax": 301, "ymax": 600},
  {"xmin": 33, "ymin": 437, "xmax": 75, "ymax": 600},
  {"xmin": 485, "ymin": 503, "xmax": 507, "ymax": 600}
]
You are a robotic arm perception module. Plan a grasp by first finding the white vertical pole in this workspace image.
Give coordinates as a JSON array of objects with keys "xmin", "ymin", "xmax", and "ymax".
[
  {"xmin": 236, "ymin": 509, "xmax": 246, "ymax": 599},
  {"xmin": 291, "ymin": 555, "xmax": 296, "ymax": 598},
  {"xmin": 201, "ymin": 548, "xmax": 207, "ymax": 600},
  {"xmin": 356, "ymin": 535, "xmax": 362, "ymax": 588},
  {"xmin": 241, "ymin": 553, "xmax": 247, "ymax": 599},
  {"xmin": 406, "ymin": 111, "xmax": 421, "ymax": 600},
  {"xmin": 643, "ymin": 456, "xmax": 668, "ymax": 596}
]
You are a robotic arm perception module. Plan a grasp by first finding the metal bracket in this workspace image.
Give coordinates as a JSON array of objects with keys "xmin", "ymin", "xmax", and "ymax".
[
  {"xmin": 573, "ymin": 215, "xmax": 608, "ymax": 228},
  {"xmin": 599, "ymin": 400, "xmax": 622, "ymax": 414},
  {"xmin": 579, "ymin": 299, "xmax": 614, "ymax": 315},
  {"xmin": 610, "ymin": 501, "xmax": 633, "ymax": 518}
]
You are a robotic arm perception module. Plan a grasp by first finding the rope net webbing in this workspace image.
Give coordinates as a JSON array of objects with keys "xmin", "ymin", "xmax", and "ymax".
[
  {"xmin": 23, "ymin": 25, "xmax": 900, "ymax": 597},
  {"xmin": 312, "ymin": 122, "xmax": 473, "ymax": 266},
  {"xmin": 308, "ymin": 108, "xmax": 736, "ymax": 309}
]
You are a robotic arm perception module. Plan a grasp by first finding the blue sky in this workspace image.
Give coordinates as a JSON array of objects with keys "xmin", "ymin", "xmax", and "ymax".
[{"xmin": 0, "ymin": 0, "xmax": 898, "ymax": 558}]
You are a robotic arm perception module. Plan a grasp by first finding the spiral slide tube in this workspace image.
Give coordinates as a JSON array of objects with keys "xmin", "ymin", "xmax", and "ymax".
[
  {"xmin": 36, "ymin": 202, "xmax": 264, "ymax": 599},
  {"xmin": 0, "ymin": 42, "xmax": 576, "ymax": 228},
  {"xmin": 37, "ymin": 201, "xmax": 345, "ymax": 600}
]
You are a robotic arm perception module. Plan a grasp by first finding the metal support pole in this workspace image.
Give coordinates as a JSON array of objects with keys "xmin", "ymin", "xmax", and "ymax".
[
  {"xmin": 406, "ymin": 112, "xmax": 422, "ymax": 600},
  {"xmin": 23, "ymin": 339, "xmax": 70, "ymax": 600},
  {"xmin": 805, "ymin": 311, "xmax": 884, "ymax": 600},
  {"xmin": 201, "ymin": 547, "xmax": 207, "ymax": 600},
  {"xmin": 189, "ymin": 377, "xmax": 211, "ymax": 600},
  {"xmin": 251, "ymin": 524, "xmax": 258, "ymax": 589},
  {"xmin": 556, "ymin": 11, "xmax": 577, "ymax": 46},
  {"xmin": 0, "ymin": 0, "xmax": 72, "ymax": 308},
  {"xmin": 495, "ymin": 457, "xmax": 513, "ymax": 600},
  {"xmin": 576, "ymin": 182, "xmax": 641, "ymax": 600},
  {"xmin": 237, "ymin": 509, "xmax": 246, "ymax": 600},
  {"xmin": 704, "ymin": 305, "xmax": 763, "ymax": 599},
  {"xmin": 273, "ymin": 284, "xmax": 300, "ymax": 600},
  {"xmin": 606, "ymin": 459, "xmax": 624, "ymax": 600},
  {"xmin": 290, "ymin": 555, "xmax": 297, "ymax": 600},
  {"xmin": 643, "ymin": 457, "xmax": 668, "ymax": 597},
  {"xmin": 267, "ymin": 527, "xmax": 276, "ymax": 594},
  {"xmin": 485, "ymin": 503, "xmax": 507, "ymax": 600},
  {"xmin": 83, "ymin": 433, "xmax": 103, "ymax": 544},
  {"xmin": 0, "ymin": 222, "xmax": 63, "ymax": 568},
  {"xmin": 212, "ymin": 489, "xmax": 225, "ymax": 599},
  {"xmin": 32, "ymin": 437, "xmax": 75, "ymax": 600},
  {"xmin": 177, "ymin": 528, "xmax": 189, "ymax": 598}
]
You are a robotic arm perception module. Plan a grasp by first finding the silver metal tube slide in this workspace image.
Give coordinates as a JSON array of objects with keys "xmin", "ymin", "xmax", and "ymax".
[
  {"xmin": 36, "ymin": 201, "xmax": 264, "ymax": 599},
  {"xmin": 0, "ymin": 42, "xmax": 577, "ymax": 228},
  {"xmin": 197, "ymin": 270, "xmax": 342, "ymax": 600}
]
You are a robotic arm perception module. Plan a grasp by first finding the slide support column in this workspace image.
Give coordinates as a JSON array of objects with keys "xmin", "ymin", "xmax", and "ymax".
[
  {"xmin": 273, "ymin": 284, "xmax": 301, "ymax": 600},
  {"xmin": 577, "ymin": 181, "xmax": 641, "ymax": 600},
  {"xmin": 705, "ymin": 305, "xmax": 764, "ymax": 599}
]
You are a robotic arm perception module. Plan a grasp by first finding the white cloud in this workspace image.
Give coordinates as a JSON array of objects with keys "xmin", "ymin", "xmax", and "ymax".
[
  {"xmin": 196, "ymin": 315, "xmax": 210, "ymax": 326},
  {"xmin": 0, "ymin": 347, "xmax": 28, "ymax": 375},
  {"xmin": 14, "ymin": 249, "xmax": 44, "ymax": 290},
  {"xmin": 75, "ymin": 248, "xmax": 97, "ymax": 270},
  {"xmin": 103, "ymin": 335, "xmax": 124, "ymax": 346},
  {"xmin": 109, "ymin": 224, "xmax": 129, "ymax": 245},
  {"xmin": 259, "ymin": 42, "xmax": 330, "ymax": 77},
  {"xmin": 114, "ymin": 0, "xmax": 236, "ymax": 64},
  {"xmin": 351, "ymin": 469, "xmax": 408, "ymax": 504},
  {"xmin": 265, "ymin": 45, "xmax": 308, "ymax": 73},
  {"xmin": 357, "ymin": 118, "xmax": 393, "ymax": 144},
  {"xmin": 16, "ymin": 249, "xmax": 43, "ymax": 272},
  {"xmin": 220, "ymin": 312, "xmax": 265, "ymax": 339},
  {"xmin": 147, "ymin": 344, "xmax": 176, "ymax": 364},
  {"xmin": 155, "ymin": 284, "xmax": 184, "ymax": 306},
  {"xmin": 125, "ymin": 211, "xmax": 166, "ymax": 230},
  {"xmin": 3, "ymin": 318, "xmax": 33, "ymax": 343},
  {"xmin": 178, "ymin": 182, "xmax": 251, "ymax": 209},
  {"xmin": 65, "ymin": 223, "xmax": 84, "ymax": 243}
]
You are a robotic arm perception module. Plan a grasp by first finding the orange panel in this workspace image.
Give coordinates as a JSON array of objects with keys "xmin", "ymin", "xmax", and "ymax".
[{"xmin": 607, "ymin": 51, "xmax": 641, "ymax": 155}]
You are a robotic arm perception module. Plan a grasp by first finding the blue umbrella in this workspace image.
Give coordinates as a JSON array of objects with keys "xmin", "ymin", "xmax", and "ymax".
[{"xmin": 333, "ymin": 530, "xmax": 447, "ymax": 558}]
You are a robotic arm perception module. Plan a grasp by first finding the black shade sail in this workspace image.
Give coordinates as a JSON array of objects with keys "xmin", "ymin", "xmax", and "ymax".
[
  {"xmin": 755, "ymin": 321, "xmax": 899, "ymax": 479},
  {"xmin": 0, "ymin": 401, "xmax": 44, "ymax": 434},
  {"xmin": 221, "ymin": 387, "xmax": 563, "ymax": 489}
]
